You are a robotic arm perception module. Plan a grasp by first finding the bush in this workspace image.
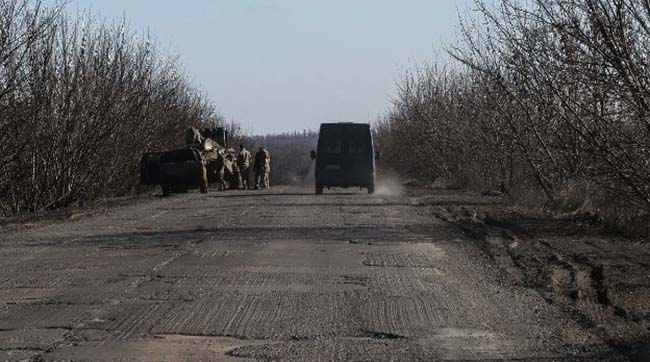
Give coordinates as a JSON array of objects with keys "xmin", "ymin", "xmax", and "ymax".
[
  {"xmin": 377, "ymin": 0, "xmax": 650, "ymax": 234},
  {"xmin": 247, "ymin": 131, "xmax": 318, "ymax": 186},
  {"xmin": 0, "ymin": 1, "xmax": 235, "ymax": 215}
]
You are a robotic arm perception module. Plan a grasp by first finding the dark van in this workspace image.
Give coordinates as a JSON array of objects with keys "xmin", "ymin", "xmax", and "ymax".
[{"xmin": 311, "ymin": 123, "xmax": 377, "ymax": 195}]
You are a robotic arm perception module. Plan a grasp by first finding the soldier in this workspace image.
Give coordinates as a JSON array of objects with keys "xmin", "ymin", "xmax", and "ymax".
[
  {"xmin": 224, "ymin": 148, "xmax": 239, "ymax": 190},
  {"xmin": 236, "ymin": 144, "xmax": 252, "ymax": 190},
  {"xmin": 253, "ymin": 146, "xmax": 271, "ymax": 189},
  {"xmin": 184, "ymin": 127, "xmax": 203, "ymax": 148},
  {"xmin": 215, "ymin": 149, "xmax": 227, "ymax": 191}
]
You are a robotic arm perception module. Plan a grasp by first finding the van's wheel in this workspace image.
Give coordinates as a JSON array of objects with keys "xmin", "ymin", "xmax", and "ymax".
[
  {"xmin": 367, "ymin": 182, "xmax": 375, "ymax": 195},
  {"xmin": 316, "ymin": 184, "xmax": 324, "ymax": 195}
]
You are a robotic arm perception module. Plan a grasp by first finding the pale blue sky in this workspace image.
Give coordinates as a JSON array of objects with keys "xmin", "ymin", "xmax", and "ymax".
[{"xmin": 68, "ymin": 1, "xmax": 477, "ymax": 134}]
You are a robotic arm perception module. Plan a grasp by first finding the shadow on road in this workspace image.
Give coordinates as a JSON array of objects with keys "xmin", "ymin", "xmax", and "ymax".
[
  {"xmin": 46, "ymin": 225, "xmax": 446, "ymax": 246},
  {"xmin": 238, "ymin": 203, "xmax": 409, "ymax": 208},
  {"xmin": 208, "ymin": 192, "xmax": 362, "ymax": 198}
]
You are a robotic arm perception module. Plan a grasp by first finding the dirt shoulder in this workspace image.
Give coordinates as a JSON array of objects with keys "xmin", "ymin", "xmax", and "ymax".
[
  {"xmin": 417, "ymin": 187, "xmax": 650, "ymax": 360},
  {"xmin": 0, "ymin": 192, "xmax": 157, "ymax": 234}
]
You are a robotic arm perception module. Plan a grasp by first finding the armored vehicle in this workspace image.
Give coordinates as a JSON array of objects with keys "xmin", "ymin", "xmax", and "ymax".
[
  {"xmin": 310, "ymin": 122, "xmax": 377, "ymax": 195},
  {"xmin": 158, "ymin": 148, "xmax": 208, "ymax": 195},
  {"xmin": 140, "ymin": 127, "xmax": 237, "ymax": 196}
]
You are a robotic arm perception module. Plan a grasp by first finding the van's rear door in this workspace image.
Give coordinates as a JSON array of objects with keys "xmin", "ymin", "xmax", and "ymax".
[
  {"xmin": 316, "ymin": 123, "xmax": 373, "ymax": 186},
  {"xmin": 317, "ymin": 126, "xmax": 345, "ymax": 179},
  {"xmin": 343, "ymin": 125, "xmax": 373, "ymax": 183}
]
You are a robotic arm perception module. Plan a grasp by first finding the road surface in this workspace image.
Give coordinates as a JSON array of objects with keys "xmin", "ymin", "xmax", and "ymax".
[{"xmin": 0, "ymin": 186, "xmax": 625, "ymax": 361}]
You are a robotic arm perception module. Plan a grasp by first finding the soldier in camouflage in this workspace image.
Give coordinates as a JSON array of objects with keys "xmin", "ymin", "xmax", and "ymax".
[
  {"xmin": 236, "ymin": 144, "xmax": 252, "ymax": 190},
  {"xmin": 253, "ymin": 146, "xmax": 271, "ymax": 190},
  {"xmin": 215, "ymin": 149, "xmax": 228, "ymax": 191}
]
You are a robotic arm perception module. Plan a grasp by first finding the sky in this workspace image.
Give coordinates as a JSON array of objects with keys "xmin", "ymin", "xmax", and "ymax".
[{"xmin": 67, "ymin": 0, "xmax": 477, "ymax": 134}]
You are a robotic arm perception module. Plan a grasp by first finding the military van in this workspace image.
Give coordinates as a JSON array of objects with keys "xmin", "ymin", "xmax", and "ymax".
[{"xmin": 311, "ymin": 122, "xmax": 377, "ymax": 195}]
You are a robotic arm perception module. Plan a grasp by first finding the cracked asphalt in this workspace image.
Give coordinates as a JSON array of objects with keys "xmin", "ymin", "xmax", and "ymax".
[{"xmin": 0, "ymin": 186, "xmax": 627, "ymax": 361}]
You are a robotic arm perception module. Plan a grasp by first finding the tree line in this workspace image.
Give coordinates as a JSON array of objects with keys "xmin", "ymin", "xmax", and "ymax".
[
  {"xmin": 247, "ymin": 130, "xmax": 318, "ymax": 186},
  {"xmin": 376, "ymin": 0, "xmax": 650, "ymax": 233},
  {"xmin": 0, "ymin": 1, "xmax": 236, "ymax": 216}
]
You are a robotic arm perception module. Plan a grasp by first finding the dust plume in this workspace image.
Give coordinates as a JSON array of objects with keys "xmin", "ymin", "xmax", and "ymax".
[{"xmin": 375, "ymin": 170, "xmax": 406, "ymax": 196}]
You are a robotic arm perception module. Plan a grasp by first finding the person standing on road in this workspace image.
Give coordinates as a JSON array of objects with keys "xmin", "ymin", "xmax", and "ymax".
[
  {"xmin": 253, "ymin": 146, "xmax": 271, "ymax": 189},
  {"xmin": 214, "ymin": 149, "xmax": 228, "ymax": 191},
  {"xmin": 236, "ymin": 143, "xmax": 252, "ymax": 190}
]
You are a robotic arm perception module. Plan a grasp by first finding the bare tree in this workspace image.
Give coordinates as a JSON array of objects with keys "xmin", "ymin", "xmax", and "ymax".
[
  {"xmin": 378, "ymin": 0, "xmax": 650, "ymax": 233},
  {"xmin": 0, "ymin": 1, "xmax": 236, "ymax": 215}
]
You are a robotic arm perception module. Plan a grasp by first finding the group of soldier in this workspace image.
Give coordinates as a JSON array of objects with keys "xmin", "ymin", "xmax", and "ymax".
[
  {"xmin": 235, "ymin": 143, "xmax": 271, "ymax": 190},
  {"xmin": 184, "ymin": 127, "xmax": 272, "ymax": 191}
]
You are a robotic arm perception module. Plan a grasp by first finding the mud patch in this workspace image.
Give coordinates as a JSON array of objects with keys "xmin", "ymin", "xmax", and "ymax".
[{"xmin": 451, "ymin": 205, "xmax": 650, "ymax": 358}]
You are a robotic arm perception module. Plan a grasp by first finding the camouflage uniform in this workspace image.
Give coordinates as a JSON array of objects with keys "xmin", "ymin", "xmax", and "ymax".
[
  {"xmin": 254, "ymin": 147, "xmax": 271, "ymax": 189},
  {"xmin": 237, "ymin": 146, "xmax": 252, "ymax": 190},
  {"xmin": 215, "ymin": 149, "xmax": 227, "ymax": 191}
]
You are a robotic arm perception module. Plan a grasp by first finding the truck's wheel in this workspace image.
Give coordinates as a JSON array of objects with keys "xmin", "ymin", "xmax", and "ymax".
[
  {"xmin": 316, "ymin": 184, "xmax": 324, "ymax": 195},
  {"xmin": 367, "ymin": 182, "xmax": 375, "ymax": 195}
]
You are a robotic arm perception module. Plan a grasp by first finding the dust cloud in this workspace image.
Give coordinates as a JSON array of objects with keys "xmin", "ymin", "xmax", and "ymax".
[{"xmin": 375, "ymin": 171, "xmax": 406, "ymax": 196}]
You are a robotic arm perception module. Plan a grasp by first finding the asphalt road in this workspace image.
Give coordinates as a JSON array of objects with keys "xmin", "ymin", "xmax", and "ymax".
[{"xmin": 0, "ymin": 186, "xmax": 626, "ymax": 361}]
